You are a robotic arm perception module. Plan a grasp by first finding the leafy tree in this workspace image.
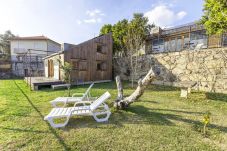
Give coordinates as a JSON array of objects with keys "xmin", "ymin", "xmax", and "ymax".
[
  {"xmin": 100, "ymin": 13, "xmax": 153, "ymax": 87},
  {"xmin": 100, "ymin": 20, "xmax": 129, "ymax": 56},
  {"xmin": 125, "ymin": 13, "xmax": 152, "ymax": 87},
  {"xmin": 58, "ymin": 59, "xmax": 73, "ymax": 96},
  {"xmin": 0, "ymin": 30, "xmax": 15, "ymax": 59},
  {"xmin": 112, "ymin": 19, "xmax": 129, "ymax": 56},
  {"xmin": 100, "ymin": 24, "xmax": 112, "ymax": 35},
  {"xmin": 201, "ymin": 0, "xmax": 227, "ymax": 34}
]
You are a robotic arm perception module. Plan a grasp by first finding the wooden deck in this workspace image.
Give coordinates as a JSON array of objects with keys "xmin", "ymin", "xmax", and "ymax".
[
  {"xmin": 24, "ymin": 77, "xmax": 112, "ymax": 90},
  {"xmin": 24, "ymin": 77, "xmax": 64, "ymax": 90}
]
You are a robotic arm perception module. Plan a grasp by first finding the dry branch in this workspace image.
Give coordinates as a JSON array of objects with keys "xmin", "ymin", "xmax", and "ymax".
[{"xmin": 114, "ymin": 68, "xmax": 156, "ymax": 109}]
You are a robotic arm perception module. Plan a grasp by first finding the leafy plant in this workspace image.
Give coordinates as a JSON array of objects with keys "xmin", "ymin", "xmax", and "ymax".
[
  {"xmin": 0, "ymin": 30, "xmax": 15, "ymax": 59},
  {"xmin": 203, "ymin": 111, "xmax": 211, "ymax": 136},
  {"xmin": 200, "ymin": 0, "xmax": 227, "ymax": 34},
  {"xmin": 58, "ymin": 59, "xmax": 73, "ymax": 96}
]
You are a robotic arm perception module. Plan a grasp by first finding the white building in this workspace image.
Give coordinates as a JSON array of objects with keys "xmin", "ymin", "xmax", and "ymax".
[{"xmin": 10, "ymin": 36, "xmax": 61, "ymax": 76}]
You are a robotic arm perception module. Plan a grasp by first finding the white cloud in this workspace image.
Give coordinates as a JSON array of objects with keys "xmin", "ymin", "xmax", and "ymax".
[
  {"xmin": 77, "ymin": 9, "xmax": 105, "ymax": 24},
  {"xmin": 84, "ymin": 18, "xmax": 96, "ymax": 23},
  {"xmin": 86, "ymin": 9, "xmax": 105, "ymax": 17},
  {"xmin": 144, "ymin": 4, "xmax": 187, "ymax": 27},
  {"xmin": 177, "ymin": 11, "xmax": 187, "ymax": 19},
  {"xmin": 76, "ymin": 20, "xmax": 82, "ymax": 25},
  {"xmin": 83, "ymin": 18, "xmax": 102, "ymax": 24}
]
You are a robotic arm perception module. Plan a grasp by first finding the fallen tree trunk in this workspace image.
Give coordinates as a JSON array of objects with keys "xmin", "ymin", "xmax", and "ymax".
[
  {"xmin": 115, "ymin": 75, "xmax": 124, "ymax": 100},
  {"xmin": 114, "ymin": 68, "xmax": 156, "ymax": 109}
]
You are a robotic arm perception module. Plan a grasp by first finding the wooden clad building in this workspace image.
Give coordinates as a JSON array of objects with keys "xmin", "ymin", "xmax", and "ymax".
[{"xmin": 43, "ymin": 33, "xmax": 113, "ymax": 84}]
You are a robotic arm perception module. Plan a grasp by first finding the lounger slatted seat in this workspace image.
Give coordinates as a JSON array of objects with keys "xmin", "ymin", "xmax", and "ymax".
[
  {"xmin": 44, "ymin": 91, "xmax": 111, "ymax": 128},
  {"xmin": 50, "ymin": 83, "xmax": 94, "ymax": 107}
]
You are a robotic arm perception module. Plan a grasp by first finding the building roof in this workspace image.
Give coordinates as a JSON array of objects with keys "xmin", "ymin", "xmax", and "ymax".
[
  {"xmin": 147, "ymin": 21, "xmax": 204, "ymax": 39},
  {"xmin": 162, "ymin": 21, "xmax": 196, "ymax": 31},
  {"xmin": 42, "ymin": 51, "xmax": 64, "ymax": 60},
  {"xmin": 10, "ymin": 36, "xmax": 60, "ymax": 45}
]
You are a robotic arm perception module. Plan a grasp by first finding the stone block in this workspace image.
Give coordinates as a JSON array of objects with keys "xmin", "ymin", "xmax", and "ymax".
[{"xmin": 180, "ymin": 88, "xmax": 188, "ymax": 98}]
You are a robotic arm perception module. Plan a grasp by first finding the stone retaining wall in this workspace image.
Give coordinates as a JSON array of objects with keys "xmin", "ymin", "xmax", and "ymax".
[{"xmin": 114, "ymin": 48, "xmax": 227, "ymax": 94}]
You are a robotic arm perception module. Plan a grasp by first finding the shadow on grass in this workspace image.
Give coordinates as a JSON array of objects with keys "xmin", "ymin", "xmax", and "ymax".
[
  {"xmin": 127, "ymin": 105, "xmax": 227, "ymax": 134},
  {"xmin": 13, "ymin": 80, "xmax": 72, "ymax": 151},
  {"xmin": 125, "ymin": 105, "xmax": 177, "ymax": 125},
  {"xmin": 0, "ymin": 126, "xmax": 51, "ymax": 134},
  {"xmin": 205, "ymin": 92, "xmax": 227, "ymax": 102},
  {"xmin": 152, "ymin": 108, "xmax": 204, "ymax": 115},
  {"xmin": 139, "ymin": 100, "xmax": 159, "ymax": 104},
  {"xmin": 66, "ymin": 105, "xmax": 177, "ymax": 129}
]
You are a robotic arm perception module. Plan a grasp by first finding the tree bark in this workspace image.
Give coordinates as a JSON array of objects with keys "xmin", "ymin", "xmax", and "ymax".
[
  {"xmin": 115, "ymin": 75, "xmax": 123, "ymax": 100},
  {"xmin": 114, "ymin": 68, "xmax": 156, "ymax": 109}
]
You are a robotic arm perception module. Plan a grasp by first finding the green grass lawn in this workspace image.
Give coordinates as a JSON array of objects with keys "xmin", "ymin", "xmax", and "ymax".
[{"xmin": 0, "ymin": 79, "xmax": 227, "ymax": 151}]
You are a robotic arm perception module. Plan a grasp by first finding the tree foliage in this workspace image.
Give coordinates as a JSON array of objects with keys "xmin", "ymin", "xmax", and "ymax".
[
  {"xmin": 125, "ymin": 13, "xmax": 153, "ymax": 87},
  {"xmin": 100, "ymin": 20, "xmax": 128, "ymax": 55},
  {"xmin": 100, "ymin": 13, "xmax": 153, "ymax": 56},
  {"xmin": 0, "ymin": 30, "xmax": 15, "ymax": 57},
  {"xmin": 125, "ymin": 13, "xmax": 152, "ymax": 54},
  {"xmin": 100, "ymin": 24, "xmax": 112, "ymax": 35},
  {"xmin": 201, "ymin": 0, "xmax": 227, "ymax": 34},
  {"xmin": 58, "ymin": 59, "xmax": 73, "ymax": 96}
]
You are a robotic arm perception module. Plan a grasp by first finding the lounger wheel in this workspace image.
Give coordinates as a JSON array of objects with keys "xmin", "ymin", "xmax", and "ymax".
[
  {"xmin": 92, "ymin": 104, "xmax": 111, "ymax": 122},
  {"xmin": 92, "ymin": 111, "xmax": 111, "ymax": 122},
  {"xmin": 46, "ymin": 116, "xmax": 70, "ymax": 128}
]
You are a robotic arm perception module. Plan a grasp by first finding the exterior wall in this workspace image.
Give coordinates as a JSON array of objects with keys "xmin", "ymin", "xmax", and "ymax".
[
  {"xmin": 11, "ymin": 40, "xmax": 47, "ymax": 58},
  {"xmin": 114, "ymin": 48, "xmax": 227, "ymax": 94},
  {"xmin": 64, "ymin": 33, "xmax": 113, "ymax": 83},
  {"xmin": 44, "ymin": 34, "xmax": 113, "ymax": 83},
  {"xmin": 44, "ymin": 53, "xmax": 64, "ymax": 80},
  {"xmin": 10, "ymin": 40, "xmax": 60, "ymax": 76}
]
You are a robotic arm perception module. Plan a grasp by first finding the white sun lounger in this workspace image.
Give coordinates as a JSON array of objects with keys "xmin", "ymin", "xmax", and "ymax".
[
  {"xmin": 44, "ymin": 91, "xmax": 111, "ymax": 128},
  {"xmin": 50, "ymin": 83, "xmax": 95, "ymax": 107}
]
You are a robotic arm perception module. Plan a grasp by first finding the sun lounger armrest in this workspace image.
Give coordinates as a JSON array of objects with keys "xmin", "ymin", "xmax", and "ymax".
[
  {"xmin": 74, "ymin": 101, "xmax": 92, "ymax": 107},
  {"xmin": 72, "ymin": 93, "xmax": 84, "ymax": 97},
  {"xmin": 70, "ymin": 108, "xmax": 90, "ymax": 115}
]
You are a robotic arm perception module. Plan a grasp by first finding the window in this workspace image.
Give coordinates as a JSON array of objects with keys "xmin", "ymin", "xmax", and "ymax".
[
  {"xmin": 183, "ymin": 35, "xmax": 190, "ymax": 49},
  {"xmin": 190, "ymin": 30, "xmax": 208, "ymax": 49},
  {"xmin": 152, "ymin": 38, "xmax": 164, "ymax": 52},
  {"xmin": 97, "ymin": 45, "xmax": 103, "ymax": 53},
  {"xmin": 176, "ymin": 36, "xmax": 182, "ymax": 51},
  {"xmin": 97, "ymin": 62, "xmax": 107, "ymax": 71},
  {"xmin": 97, "ymin": 62, "xmax": 102, "ymax": 71},
  {"xmin": 164, "ymin": 39, "xmax": 171, "ymax": 52},
  {"xmin": 24, "ymin": 69, "xmax": 28, "ymax": 77},
  {"xmin": 170, "ymin": 38, "xmax": 176, "ymax": 51}
]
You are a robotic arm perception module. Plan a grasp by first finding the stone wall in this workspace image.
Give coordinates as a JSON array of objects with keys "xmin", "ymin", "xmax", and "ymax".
[{"xmin": 114, "ymin": 48, "xmax": 227, "ymax": 94}]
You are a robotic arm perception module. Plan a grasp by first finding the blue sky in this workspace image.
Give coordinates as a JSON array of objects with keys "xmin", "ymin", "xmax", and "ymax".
[{"xmin": 0, "ymin": 0, "xmax": 204, "ymax": 44}]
